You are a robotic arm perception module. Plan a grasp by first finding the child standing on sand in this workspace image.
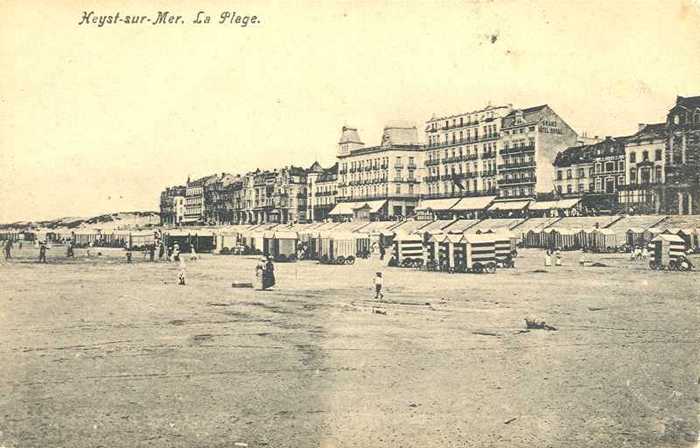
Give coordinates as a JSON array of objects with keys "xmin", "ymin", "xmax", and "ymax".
[
  {"xmin": 178, "ymin": 257, "xmax": 186, "ymax": 286},
  {"xmin": 374, "ymin": 272, "xmax": 384, "ymax": 300}
]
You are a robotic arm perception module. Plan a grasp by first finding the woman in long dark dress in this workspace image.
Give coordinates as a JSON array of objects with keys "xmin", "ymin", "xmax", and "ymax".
[{"xmin": 263, "ymin": 258, "xmax": 276, "ymax": 290}]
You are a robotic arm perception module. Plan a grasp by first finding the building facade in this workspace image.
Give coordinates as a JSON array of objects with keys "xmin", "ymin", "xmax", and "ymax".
[
  {"xmin": 422, "ymin": 104, "xmax": 577, "ymax": 202},
  {"xmin": 334, "ymin": 125, "xmax": 424, "ymax": 220},
  {"xmin": 553, "ymin": 137, "xmax": 626, "ymax": 211},
  {"xmin": 203, "ymin": 173, "xmax": 240, "ymax": 225},
  {"xmin": 306, "ymin": 162, "xmax": 338, "ymax": 222},
  {"xmin": 618, "ymin": 123, "xmax": 666, "ymax": 214},
  {"xmin": 159, "ymin": 185, "xmax": 186, "ymax": 225},
  {"xmin": 662, "ymin": 95, "xmax": 700, "ymax": 215},
  {"xmin": 424, "ymin": 104, "xmax": 512, "ymax": 199},
  {"xmin": 244, "ymin": 166, "xmax": 308, "ymax": 225},
  {"xmin": 499, "ymin": 105, "xmax": 579, "ymax": 199},
  {"xmin": 183, "ymin": 175, "xmax": 218, "ymax": 225}
]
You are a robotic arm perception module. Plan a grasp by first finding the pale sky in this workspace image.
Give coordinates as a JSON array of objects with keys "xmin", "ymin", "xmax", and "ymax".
[{"xmin": 1, "ymin": 0, "xmax": 699, "ymax": 222}]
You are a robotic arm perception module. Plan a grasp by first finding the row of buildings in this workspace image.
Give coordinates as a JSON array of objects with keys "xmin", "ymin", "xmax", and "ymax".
[
  {"xmin": 159, "ymin": 95, "xmax": 700, "ymax": 225},
  {"xmin": 553, "ymin": 95, "xmax": 700, "ymax": 215}
]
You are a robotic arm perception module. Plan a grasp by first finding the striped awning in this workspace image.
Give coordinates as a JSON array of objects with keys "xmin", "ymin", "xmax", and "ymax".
[
  {"xmin": 487, "ymin": 200, "xmax": 532, "ymax": 211},
  {"xmin": 450, "ymin": 196, "xmax": 496, "ymax": 211},
  {"xmin": 416, "ymin": 198, "xmax": 461, "ymax": 212}
]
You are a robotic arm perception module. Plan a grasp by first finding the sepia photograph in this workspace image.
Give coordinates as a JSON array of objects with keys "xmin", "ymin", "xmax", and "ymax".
[{"xmin": 1, "ymin": 0, "xmax": 699, "ymax": 446}]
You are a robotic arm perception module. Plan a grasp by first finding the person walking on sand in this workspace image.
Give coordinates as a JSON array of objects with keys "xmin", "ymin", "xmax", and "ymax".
[
  {"xmin": 379, "ymin": 243, "xmax": 386, "ymax": 261},
  {"xmin": 264, "ymin": 257, "xmax": 276, "ymax": 290},
  {"xmin": 255, "ymin": 257, "xmax": 266, "ymax": 290},
  {"xmin": 4, "ymin": 240, "xmax": 12, "ymax": 260},
  {"xmin": 190, "ymin": 244, "xmax": 198, "ymax": 261},
  {"xmin": 374, "ymin": 272, "xmax": 384, "ymax": 300},
  {"xmin": 544, "ymin": 249, "xmax": 552, "ymax": 268},
  {"xmin": 38, "ymin": 242, "xmax": 47, "ymax": 263},
  {"xmin": 555, "ymin": 249, "xmax": 562, "ymax": 267},
  {"xmin": 177, "ymin": 256, "xmax": 186, "ymax": 285}
]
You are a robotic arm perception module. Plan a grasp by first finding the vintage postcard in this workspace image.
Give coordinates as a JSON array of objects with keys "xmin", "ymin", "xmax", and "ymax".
[{"xmin": 1, "ymin": 0, "xmax": 699, "ymax": 447}]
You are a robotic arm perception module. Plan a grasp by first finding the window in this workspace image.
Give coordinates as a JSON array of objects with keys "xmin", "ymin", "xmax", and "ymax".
[
  {"xmin": 395, "ymin": 184, "xmax": 401, "ymax": 194},
  {"xmin": 578, "ymin": 168, "xmax": 585, "ymax": 178},
  {"xmin": 589, "ymin": 167, "xmax": 595, "ymax": 176},
  {"xmin": 655, "ymin": 149, "xmax": 662, "ymax": 161},
  {"xmin": 408, "ymin": 184, "xmax": 414, "ymax": 194},
  {"xmin": 605, "ymin": 162, "xmax": 614, "ymax": 172},
  {"xmin": 556, "ymin": 171, "xmax": 563, "ymax": 181},
  {"xmin": 618, "ymin": 161, "xmax": 624, "ymax": 171},
  {"xmin": 629, "ymin": 152, "xmax": 636, "ymax": 163},
  {"xmin": 578, "ymin": 183, "xmax": 585, "ymax": 192},
  {"xmin": 642, "ymin": 151, "xmax": 649, "ymax": 161},
  {"xmin": 567, "ymin": 185, "xmax": 573, "ymax": 194},
  {"xmin": 630, "ymin": 169, "xmax": 637, "ymax": 183},
  {"xmin": 566, "ymin": 169, "xmax": 572, "ymax": 179},
  {"xmin": 655, "ymin": 166, "xmax": 662, "ymax": 182},
  {"xmin": 556, "ymin": 185, "xmax": 562, "ymax": 194},
  {"xmin": 595, "ymin": 163, "xmax": 602, "ymax": 173}
]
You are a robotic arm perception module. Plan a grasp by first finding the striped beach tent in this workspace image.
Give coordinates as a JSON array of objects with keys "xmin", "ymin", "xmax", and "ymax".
[
  {"xmin": 648, "ymin": 234, "xmax": 687, "ymax": 269},
  {"xmin": 592, "ymin": 228, "xmax": 617, "ymax": 252},
  {"xmin": 392, "ymin": 232, "xmax": 425, "ymax": 265},
  {"xmin": 460, "ymin": 234, "xmax": 497, "ymax": 271},
  {"xmin": 271, "ymin": 230, "xmax": 298, "ymax": 259}
]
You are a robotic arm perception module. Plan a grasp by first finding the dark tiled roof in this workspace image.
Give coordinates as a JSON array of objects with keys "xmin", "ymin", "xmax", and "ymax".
[
  {"xmin": 626, "ymin": 122, "xmax": 667, "ymax": 142},
  {"xmin": 554, "ymin": 137, "xmax": 626, "ymax": 167},
  {"xmin": 502, "ymin": 105, "xmax": 549, "ymax": 128},
  {"xmin": 676, "ymin": 95, "xmax": 700, "ymax": 110},
  {"xmin": 520, "ymin": 104, "xmax": 548, "ymax": 113},
  {"xmin": 318, "ymin": 163, "xmax": 338, "ymax": 182},
  {"xmin": 308, "ymin": 161, "xmax": 323, "ymax": 173}
]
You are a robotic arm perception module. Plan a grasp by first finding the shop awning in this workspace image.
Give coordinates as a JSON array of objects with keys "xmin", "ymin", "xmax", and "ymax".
[
  {"xmin": 328, "ymin": 202, "xmax": 355, "ymax": 216},
  {"xmin": 329, "ymin": 200, "xmax": 387, "ymax": 215},
  {"xmin": 487, "ymin": 200, "xmax": 531, "ymax": 211},
  {"xmin": 450, "ymin": 195, "xmax": 497, "ymax": 211},
  {"xmin": 362, "ymin": 200, "xmax": 388, "ymax": 213},
  {"xmin": 529, "ymin": 198, "xmax": 582, "ymax": 211},
  {"xmin": 416, "ymin": 198, "xmax": 461, "ymax": 212}
]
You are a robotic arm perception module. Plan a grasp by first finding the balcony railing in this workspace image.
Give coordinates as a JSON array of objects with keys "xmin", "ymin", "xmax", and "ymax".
[
  {"xmin": 481, "ymin": 151, "xmax": 496, "ymax": 159},
  {"xmin": 499, "ymin": 176, "xmax": 537, "ymax": 186},
  {"xmin": 498, "ymin": 160, "xmax": 536, "ymax": 170},
  {"xmin": 420, "ymin": 190, "xmax": 495, "ymax": 200},
  {"xmin": 617, "ymin": 181, "xmax": 662, "ymax": 191},
  {"xmin": 315, "ymin": 190, "xmax": 338, "ymax": 196},
  {"xmin": 500, "ymin": 145, "xmax": 535, "ymax": 155},
  {"xmin": 425, "ymin": 159, "xmax": 441, "ymax": 166}
]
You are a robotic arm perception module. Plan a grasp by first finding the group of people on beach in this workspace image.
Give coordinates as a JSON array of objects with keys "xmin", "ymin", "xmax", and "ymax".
[
  {"xmin": 255, "ymin": 257, "xmax": 276, "ymax": 290},
  {"xmin": 630, "ymin": 245, "xmax": 649, "ymax": 262},
  {"xmin": 544, "ymin": 249, "xmax": 563, "ymax": 267}
]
